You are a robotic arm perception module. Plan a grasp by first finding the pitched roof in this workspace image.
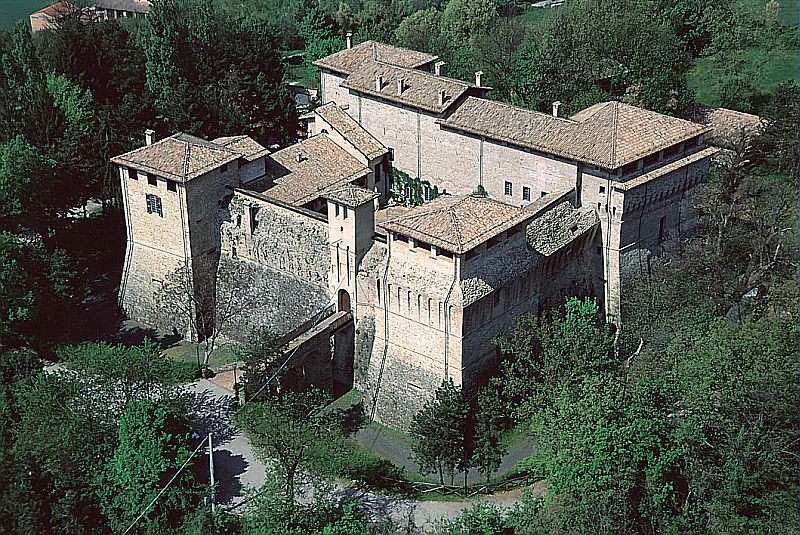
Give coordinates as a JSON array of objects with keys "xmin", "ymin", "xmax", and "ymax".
[
  {"xmin": 614, "ymin": 146, "xmax": 718, "ymax": 191},
  {"xmin": 438, "ymin": 98, "xmax": 708, "ymax": 169},
  {"xmin": 96, "ymin": 0, "xmax": 150, "ymax": 13},
  {"xmin": 684, "ymin": 105, "xmax": 764, "ymax": 150},
  {"xmin": 323, "ymin": 184, "xmax": 379, "ymax": 208},
  {"xmin": 251, "ymin": 135, "xmax": 370, "ymax": 206},
  {"xmin": 110, "ymin": 132, "xmax": 241, "ymax": 182},
  {"xmin": 314, "ymin": 103, "xmax": 387, "ymax": 160},
  {"xmin": 212, "ymin": 135, "xmax": 270, "ymax": 162},
  {"xmin": 341, "ymin": 60, "xmax": 474, "ymax": 114},
  {"xmin": 568, "ymin": 101, "xmax": 708, "ymax": 168},
  {"xmin": 31, "ymin": 2, "xmax": 78, "ymax": 17},
  {"xmin": 313, "ymin": 40, "xmax": 438, "ymax": 75},
  {"xmin": 381, "ymin": 195, "xmax": 536, "ymax": 254}
]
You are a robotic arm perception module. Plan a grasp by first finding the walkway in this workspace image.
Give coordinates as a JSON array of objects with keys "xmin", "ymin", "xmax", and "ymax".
[{"xmin": 187, "ymin": 379, "xmax": 543, "ymax": 533}]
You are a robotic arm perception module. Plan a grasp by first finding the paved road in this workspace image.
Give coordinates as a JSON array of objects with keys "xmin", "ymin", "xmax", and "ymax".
[{"xmin": 187, "ymin": 379, "xmax": 542, "ymax": 533}]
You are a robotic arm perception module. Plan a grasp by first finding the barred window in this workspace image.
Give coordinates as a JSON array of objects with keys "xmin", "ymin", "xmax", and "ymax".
[
  {"xmin": 146, "ymin": 194, "xmax": 163, "ymax": 217},
  {"xmin": 504, "ymin": 181, "xmax": 513, "ymax": 196},
  {"xmin": 522, "ymin": 186, "xmax": 530, "ymax": 201}
]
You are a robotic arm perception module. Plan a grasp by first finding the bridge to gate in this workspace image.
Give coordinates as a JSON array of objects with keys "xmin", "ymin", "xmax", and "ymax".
[{"xmin": 277, "ymin": 309, "xmax": 355, "ymax": 397}]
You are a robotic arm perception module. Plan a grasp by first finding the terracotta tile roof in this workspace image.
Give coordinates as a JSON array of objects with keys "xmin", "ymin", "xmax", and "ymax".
[
  {"xmin": 111, "ymin": 132, "xmax": 241, "ymax": 182},
  {"xmin": 614, "ymin": 146, "xmax": 719, "ymax": 191},
  {"xmin": 382, "ymin": 195, "xmax": 536, "ymax": 254},
  {"xmin": 96, "ymin": 0, "xmax": 150, "ymax": 13},
  {"xmin": 341, "ymin": 60, "xmax": 474, "ymax": 114},
  {"xmin": 684, "ymin": 105, "xmax": 764, "ymax": 150},
  {"xmin": 438, "ymin": 98, "xmax": 708, "ymax": 169},
  {"xmin": 314, "ymin": 103, "xmax": 387, "ymax": 160},
  {"xmin": 32, "ymin": 2, "xmax": 78, "ymax": 17},
  {"xmin": 250, "ymin": 134, "xmax": 370, "ymax": 206},
  {"xmin": 313, "ymin": 40, "xmax": 437, "ymax": 75},
  {"xmin": 323, "ymin": 184, "xmax": 379, "ymax": 208},
  {"xmin": 212, "ymin": 135, "xmax": 270, "ymax": 162}
]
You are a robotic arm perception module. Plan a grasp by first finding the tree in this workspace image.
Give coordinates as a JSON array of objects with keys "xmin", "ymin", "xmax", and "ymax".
[
  {"xmin": 298, "ymin": 7, "xmax": 346, "ymax": 70},
  {"xmin": 239, "ymin": 388, "xmax": 331, "ymax": 505},
  {"xmin": 239, "ymin": 327, "xmax": 286, "ymax": 402},
  {"xmin": 144, "ymin": 0, "xmax": 297, "ymax": 146},
  {"xmin": 395, "ymin": 9, "xmax": 441, "ymax": 53},
  {"xmin": 157, "ymin": 257, "xmax": 265, "ymax": 375},
  {"xmin": 471, "ymin": 387, "xmax": 508, "ymax": 483},
  {"xmin": 100, "ymin": 400, "xmax": 198, "ymax": 533},
  {"xmin": 409, "ymin": 378, "xmax": 470, "ymax": 485}
]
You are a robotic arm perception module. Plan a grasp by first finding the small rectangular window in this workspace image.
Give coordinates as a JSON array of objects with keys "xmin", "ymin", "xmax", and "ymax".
[
  {"xmin": 147, "ymin": 175, "xmax": 157, "ymax": 186},
  {"xmin": 145, "ymin": 194, "xmax": 163, "ymax": 217},
  {"xmin": 166, "ymin": 179, "xmax": 177, "ymax": 192},
  {"xmin": 541, "ymin": 191, "xmax": 547, "ymax": 198},
  {"xmin": 658, "ymin": 215, "xmax": 667, "ymax": 242},
  {"xmin": 522, "ymin": 186, "xmax": 530, "ymax": 201},
  {"xmin": 504, "ymin": 181, "xmax": 512, "ymax": 196},
  {"xmin": 599, "ymin": 185, "xmax": 605, "ymax": 194},
  {"xmin": 129, "ymin": 168, "xmax": 138, "ymax": 180},
  {"xmin": 343, "ymin": 207, "xmax": 348, "ymax": 219},
  {"xmin": 221, "ymin": 163, "xmax": 228, "ymax": 173},
  {"xmin": 388, "ymin": 148, "xmax": 395, "ymax": 161},
  {"xmin": 335, "ymin": 204, "xmax": 340, "ymax": 217}
]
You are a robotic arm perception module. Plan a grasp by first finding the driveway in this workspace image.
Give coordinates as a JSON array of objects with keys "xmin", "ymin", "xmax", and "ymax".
[{"xmin": 187, "ymin": 379, "xmax": 543, "ymax": 533}]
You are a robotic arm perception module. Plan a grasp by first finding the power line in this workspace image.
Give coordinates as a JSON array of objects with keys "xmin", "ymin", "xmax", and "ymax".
[{"xmin": 122, "ymin": 438, "xmax": 207, "ymax": 535}]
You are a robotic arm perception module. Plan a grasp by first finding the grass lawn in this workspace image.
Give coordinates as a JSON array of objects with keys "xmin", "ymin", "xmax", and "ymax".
[
  {"xmin": 162, "ymin": 341, "xmax": 240, "ymax": 368},
  {"xmin": 1, "ymin": 0, "xmax": 51, "ymax": 29}
]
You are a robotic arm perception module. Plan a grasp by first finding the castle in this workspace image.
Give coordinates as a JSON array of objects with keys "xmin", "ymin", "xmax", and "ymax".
[{"xmin": 112, "ymin": 40, "xmax": 716, "ymax": 426}]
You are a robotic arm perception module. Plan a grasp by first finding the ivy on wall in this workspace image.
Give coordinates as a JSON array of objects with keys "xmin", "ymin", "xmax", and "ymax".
[{"xmin": 390, "ymin": 169, "xmax": 441, "ymax": 207}]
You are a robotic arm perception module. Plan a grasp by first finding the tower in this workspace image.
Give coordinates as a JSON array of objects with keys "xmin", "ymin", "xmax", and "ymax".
[{"xmin": 323, "ymin": 185, "xmax": 379, "ymax": 315}]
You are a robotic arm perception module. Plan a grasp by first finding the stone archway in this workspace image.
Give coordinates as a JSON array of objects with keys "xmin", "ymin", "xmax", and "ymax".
[{"xmin": 338, "ymin": 289, "xmax": 351, "ymax": 312}]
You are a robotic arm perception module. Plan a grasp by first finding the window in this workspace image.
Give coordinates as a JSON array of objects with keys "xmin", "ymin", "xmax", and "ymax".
[
  {"xmin": 437, "ymin": 249, "xmax": 453, "ymax": 259},
  {"xmin": 522, "ymin": 186, "xmax": 531, "ymax": 201},
  {"xmin": 343, "ymin": 207, "xmax": 348, "ymax": 219},
  {"xmin": 376, "ymin": 280, "xmax": 381, "ymax": 305},
  {"xmin": 335, "ymin": 204, "xmax": 340, "ymax": 217},
  {"xmin": 685, "ymin": 136, "xmax": 698, "ymax": 148},
  {"xmin": 465, "ymin": 249, "xmax": 479, "ymax": 261},
  {"xmin": 664, "ymin": 144, "xmax": 680, "ymax": 159},
  {"xmin": 599, "ymin": 185, "xmax": 606, "ymax": 194},
  {"xmin": 504, "ymin": 181, "xmax": 513, "ymax": 196},
  {"xmin": 166, "ymin": 179, "xmax": 177, "ymax": 192},
  {"xmin": 221, "ymin": 163, "xmax": 228, "ymax": 173},
  {"xmin": 231, "ymin": 244, "xmax": 237, "ymax": 257},
  {"xmin": 388, "ymin": 148, "xmax": 395, "ymax": 161},
  {"xmin": 145, "ymin": 194, "xmax": 162, "ymax": 217},
  {"xmin": 541, "ymin": 191, "xmax": 547, "ymax": 198},
  {"xmin": 147, "ymin": 175, "xmax": 157, "ymax": 186},
  {"xmin": 644, "ymin": 153, "xmax": 659, "ymax": 167},
  {"xmin": 129, "ymin": 168, "xmax": 138, "ymax": 180},
  {"xmin": 621, "ymin": 162, "xmax": 637, "ymax": 175},
  {"xmin": 658, "ymin": 215, "xmax": 667, "ymax": 242}
]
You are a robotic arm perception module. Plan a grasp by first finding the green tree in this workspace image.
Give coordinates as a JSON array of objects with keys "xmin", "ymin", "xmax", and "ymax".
[
  {"xmin": 239, "ymin": 327, "xmax": 286, "ymax": 401},
  {"xmin": 409, "ymin": 378, "xmax": 470, "ymax": 485},
  {"xmin": 100, "ymin": 400, "xmax": 198, "ymax": 533},
  {"xmin": 394, "ymin": 9, "xmax": 441, "ymax": 53},
  {"xmin": 239, "ymin": 388, "xmax": 331, "ymax": 505},
  {"xmin": 471, "ymin": 387, "xmax": 508, "ymax": 483},
  {"xmin": 145, "ymin": 0, "xmax": 297, "ymax": 145},
  {"xmin": 298, "ymin": 7, "xmax": 346, "ymax": 69}
]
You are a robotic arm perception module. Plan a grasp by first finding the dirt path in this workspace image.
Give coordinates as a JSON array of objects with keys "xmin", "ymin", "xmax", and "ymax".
[{"xmin": 188, "ymin": 379, "xmax": 542, "ymax": 533}]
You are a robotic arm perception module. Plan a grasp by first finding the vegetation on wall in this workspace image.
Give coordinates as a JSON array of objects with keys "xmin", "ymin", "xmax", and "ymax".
[{"xmin": 391, "ymin": 169, "xmax": 441, "ymax": 206}]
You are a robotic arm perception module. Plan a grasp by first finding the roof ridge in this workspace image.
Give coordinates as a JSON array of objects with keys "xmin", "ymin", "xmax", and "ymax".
[
  {"xmin": 182, "ymin": 140, "xmax": 190, "ymax": 181},
  {"xmin": 608, "ymin": 101, "xmax": 619, "ymax": 168},
  {"xmin": 463, "ymin": 96, "xmax": 580, "ymax": 124},
  {"xmin": 365, "ymin": 58, "xmax": 473, "ymax": 88}
]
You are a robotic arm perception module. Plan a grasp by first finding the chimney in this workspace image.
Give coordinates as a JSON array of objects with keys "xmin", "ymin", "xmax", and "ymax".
[
  {"xmin": 346, "ymin": 32, "xmax": 352, "ymax": 49},
  {"xmin": 295, "ymin": 152, "xmax": 305, "ymax": 163},
  {"xmin": 145, "ymin": 129, "xmax": 155, "ymax": 146},
  {"xmin": 397, "ymin": 78, "xmax": 404, "ymax": 95},
  {"xmin": 434, "ymin": 60, "xmax": 446, "ymax": 77},
  {"xmin": 438, "ymin": 89, "xmax": 446, "ymax": 106},
  {"xmin": 474, "ymin": 71, "xmax": 483, "ymax": 87},
  {"xmin": 375, "ymin": 75, "xmax": 384, "ymax": 91},
  {"xmin": 552, "ymin": 101, "xmax": 561, "ymax": 117}
]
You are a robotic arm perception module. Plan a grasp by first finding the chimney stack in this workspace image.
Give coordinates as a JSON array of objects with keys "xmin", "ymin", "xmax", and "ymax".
[
  {"xmin": 375, "ymin": 75, "xmax": 384, "ymax": 91},
  {"xmin": 474, "ymin": 71, "xmax": 483, "ymax": 87},
  {"xmin": 552, "ymin": 101, "xmax": 561, "ymax": 117},
  {"xmin": 346, "ymin": 32, "xmax": 352, "ymax": 49},
  {"xmin": 438, "ymin": 89, "xmax": 446, "ymax": 106},
  {"xmin": 145, "ymin": 129, "xmax": 155, "ymax": 146},
  {"xmin": 434, "ymin": 61, "xmax": 446, "ymax": 77},
  {"xmin": 397, "ymin": 78, "xmax": 404, "ymax": 95}
]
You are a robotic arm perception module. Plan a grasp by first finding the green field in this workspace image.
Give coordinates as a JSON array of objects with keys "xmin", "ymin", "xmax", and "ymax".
[{"xmin": 1, "ymin": 0, "xmax": 52, "ymax": 29}]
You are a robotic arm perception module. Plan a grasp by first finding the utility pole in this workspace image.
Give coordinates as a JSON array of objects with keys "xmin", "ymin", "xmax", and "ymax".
[{"xmin": 208, "ymin": 433, "xmax": 216, "ymax": 515}]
